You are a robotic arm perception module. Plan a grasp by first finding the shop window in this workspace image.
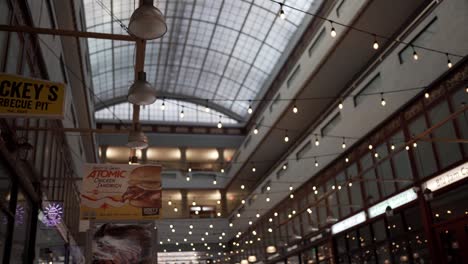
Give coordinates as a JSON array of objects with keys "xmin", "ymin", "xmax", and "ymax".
[
  {"xmin": 451, "ymin": 88, "xmax": 468, "ymax": 155},
  {"xmin": 336, "ymin": 172, "xmax": 350, "ymax": 216},
  {"xmin": 359, "ymin": 225, "xmax": 373, "ymax": 248},
  {"xmin": 403, "ymin": 206, "xmax": 423, "ymax": 232},
  {"xmin": 346, "ymin": 163, "xmax": 362, "ymax": 207},
  {"xmin": 302, "ymin": 247, "xmax": 318, "ymax": 264},
  {"xmin": 326, "ymin": 179, "xmax": 339, "ymax": 219},
  {"xmin": 390, "ymin": 132, "xmax": 414, "ymax": 189},
  {"xmin": 409, "ymin": 116, "xmax": 438, "ymax": 178},
  {"xmin": 375, "ymin": 243, "xmax": 391, "ymax": 264},
  {"xmin": 428, "ymin": 101, "xmax": 462, "ymax": 169},
  {"xmin": 372, "ymin": 219, "xmax": 387, "ymax": 242},
  {"xmin": 386, "ymin": 213, "xmax": 405, "ymax": 239},
  {"xmin": 346, "ymin": 229, "xmax": 359, "ymax": 251},
  {"xmin": 363, "ymin": 169, "xmax": 379, "ymax": 203},
  {"xmin": 430, "ymin": 182, "xmax": 468, "ymax": 224}
]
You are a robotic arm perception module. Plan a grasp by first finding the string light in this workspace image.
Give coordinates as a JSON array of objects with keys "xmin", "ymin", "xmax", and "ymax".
[
  {"xmin": 168, "ymin": 200, "xmax": 172, "ymax": 206},
  {"xmin": 266, "ymin": 197, "xmax": 270, "ymax": 202},
  {"xmin": 213, "ymin": 176, "xmax": 217, "ymax": 185},
  {"xmin": 251, "ymin": 164, "xmax": 256, "ymax": 172},
  {"xmin": 248, "ymin": 100, "xmax": 253, "ymax": 114},
  {"xmin": 338, "ymin": 98, "xmax": 343, "ymax": 110},
  {"xmin": 283, "ymin": 164, "xmax": 287, "ymax": 170},
  {"xmin": 391, "ymin": 143, "xmax": 395, "ymax": 150},
  {"xmin": 292, "ymin": 101, "xmax": 298, "ymax": 114},
  {"xmin": 289, "ymin": 185, "xmax": 293, "ymax": 191},
  {"xmin": 380, "ymin": 93, "xmax": 386, "ymax": 106},
  {"xmin": 278, "ymin": 3, "xmax": 285, "ymax": 19},
  {"xmin": 289, "ymin": 193, "xmax": 294, "ymax": 199},
  {"xmin": 368, "ymin": 144, "xmax": 373, "ymax": 150},
  {"xmin": 412, "ymin": 45, "xmax": 419, "ymax": 61},
  {"xmin": 241, "ymin": 199, "xmax": 246, "ymax": 204},
  {"xmin": 253, "ymin": 127, "xmax": 259, "ymax": 134},
  {"xmin": 160, "ymin": 98, "xmax": 166, "ymax": 110},
  {"xmin": 446, "ymin": 53, "xmax": 452, "ymax": 68},
  {"xmin": 314, "ymin": 157, "xmax": 319, "ymax": 167},
  {"xmin": 220, "ymin": 168, "xmax": 225, "ymax": 173},
  {"xmin": 315, "ymin": 134, "xmax": 320, "ymax": 146},
  {"xmin": 180, "ymin": 106, "xmax": 185, "ymax": 118},
  {"xmin": 425, "ymin": 91, "xmax": 430, "ymax": 98},
  {"xmin": 330, "ymin": 21, "xmax": 337, "ymax": 38},
  {"xmin": 373, "ymin": 35, "xmax": 379, "ymax": 50},
  {"xmin": 217, "ymin": 116, "xmax": 223, "ymax": 128},
  {"xmin": 241, "ymin": 185, "xmax": 245, "ymax": 190},
  {"xmin": 345, "ymin": 157, "xmax": 349, "ymax": 163},
  {"xmin": 174, "ymin": 207, "xmax": 178, "ymax": 212},
  {"xmin": 204, "ymin": 100, "xmax": 210, "ymax": 113},
  {"xmin": 284, "ymin": 130, "xmax": 289, "ymax": 142},
  {"xmin": 341, "ymin": 137, "xmax": 346, "ymax": 149}
]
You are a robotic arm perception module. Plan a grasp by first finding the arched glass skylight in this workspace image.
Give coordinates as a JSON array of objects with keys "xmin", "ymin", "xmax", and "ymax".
[
  {"xmin": 84, "ymin": 0, "xmax": 322, "ymax": 121},
  {"xmin": 95, "ymin": 99, "xmax": 238, "ymax": 124}
]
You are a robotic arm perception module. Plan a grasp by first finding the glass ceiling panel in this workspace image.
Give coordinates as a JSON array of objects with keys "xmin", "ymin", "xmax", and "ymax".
[
  {"xmin": 95, "ymin": 100, "xmax": 238, "ymax": 124},
  {"xmin": 84, "ymin": 0, "xmax": 322, "ymax": 121}
]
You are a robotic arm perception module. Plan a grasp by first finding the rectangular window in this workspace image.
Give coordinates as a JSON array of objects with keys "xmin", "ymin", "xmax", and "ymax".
[
  {"xmin": 308, "ymin": 28, "xmax": 325, "ymax": 57},
  {"xmin": 398, "ymin": 17, "xmax": 438, "ymax": 64},
  {"xmin": 336, "ymin": 0, "xmax": 347, "ymax": 17},
  {"xmin": 296, "ymin": 140, "xmax": 312, "ymax": 160},
  {"xmin": 321, "ymin": 112, "xmax": 341, "ymax": 136},
  {"xmin": 353, "ymin": 73, "xmax": 381, "ymax": 106},
  {"xmin": 269, "ymin": 94, "xmax": 281, "ymax": 112},
  {"xmin": 287, "ymin": 65, "xmax": 301, "ymax": 88}
]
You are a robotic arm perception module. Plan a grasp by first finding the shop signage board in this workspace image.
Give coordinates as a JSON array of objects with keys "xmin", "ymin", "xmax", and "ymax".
[
  {"xmin": 368, "ymin": 188, "xmax": 417, "ymax": 218},
  {"xmin": 423, "ymin": 161, "xmax": 468, "ymax": 192},
  {"xmin": 0, "ymin": 73, "xmax": 66, "ymax": 118},
  {"xmin": 331, "ymin": 211, "xmax": 366, "ymax": 234},
  {"xmin": 80, "ymin": 164, "xmax": 162, "ymax": 220}
]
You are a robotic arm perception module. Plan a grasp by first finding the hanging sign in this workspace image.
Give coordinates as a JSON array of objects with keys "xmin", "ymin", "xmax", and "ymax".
[
  {"xmin": 368, "ymin": 188, "xmax": 417, "ymax": 218},
  {"xmin": 80, "ymin": 164, "xmax": 162, "ymax": 220},
  {"xmin": 423, "ymin": 161, "xmax": 468, "ymax": 192},
  {"xmin": 331, "ymin": 211, "xmax": 366, "ymax": 234},
  {"xmin": 41, "ymin": 202, "xmax": 64, "ymax": 227},
  {"xmin": 0, "ymin": 73, "xmax": 66, "ymax": 118},
  {"xmin": 92, "ymin": 223, "xmax": 155, "ymax": 263}
]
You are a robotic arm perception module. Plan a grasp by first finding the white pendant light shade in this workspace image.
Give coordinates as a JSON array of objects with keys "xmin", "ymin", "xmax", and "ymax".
[
  {"xmin": 127, "ymin": 130, "xmax": 148, "ymax": 149},
  {"xmin": 128, "ymin": 0, "xmax": 167, "ymax": 40},
  {"xmin": 266, "ymin": 245, "xmax": 277, "ymax": 254},
  {"xmin": 241, "ymin": 260, "xmax": 249, "ymax": 264},
  {"xmin": 127, "ymin": 72, "xmax": 157, "ymax": 105},
  {"xmin": 248, "ymin": 255, "xmax": 257, "ymax": 263}
]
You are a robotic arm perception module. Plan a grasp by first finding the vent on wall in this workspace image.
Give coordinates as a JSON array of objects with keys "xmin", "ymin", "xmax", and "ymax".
[
  {"xmin": 308, "ymin": 27, "xmax": 326, "ymax": 57},
  {"xmin": 287, "ymin": 65, "xmax": 301, "ymax": 88},
  {"xmin": 321, "ymin": 112, "xmax": 342, "ymax": 136},
  {"xmin": 296, "ymin": 140, "xmax": 312, "ymax": 160},
  {"xmin": 353, "ymin": 73, "xmax": 382, "ymax": 106}
]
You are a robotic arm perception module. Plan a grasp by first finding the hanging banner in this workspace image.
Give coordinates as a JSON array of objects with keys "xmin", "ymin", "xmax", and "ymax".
[
  {"xmin": 80, "ymin": 164, "xmax": 162, "ymax": 220},
  {"xmin": 91, "ymin": 223, "xmax": 155, "ymax": 264},
  {"xmin": 0, "ymin": 73, "xmax": 66, "ymax": 118}
]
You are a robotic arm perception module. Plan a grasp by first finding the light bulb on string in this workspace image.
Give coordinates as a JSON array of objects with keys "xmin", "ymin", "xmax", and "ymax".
[
  {"xmin": 338, "ymin": 98, "xmax": 343, "ymax": 110},
  {"xmin": 412, "ymin": 46, "xmax": 419, "ymax": 61},
  {"xmin": 212, "ymin": 176, "xmax": 217, "ymax": 185},
  {"xmin": 205, "ymin": 100, "xmax": 210, "ymax": 113},
  {"xmin": 160, "ymin": 98, "xmax": 166, "ymax": 111},
  {"xmin": 373, "ymin": 35, "xmax": 379, "ymax": 50},
  {"xmin": 180, "ymin": 106, "xmax": 185, "ymax": 119},
  {"xmin": 330, "ymin": 20, "xmax": 336, "ymax": 38},
  {"xmin": 446, "ymin": 53, "xmax": 453, "ymax": 68},
  {"xmin": 314, "ymin": 157, "xmax": 319, "ymax": 167},
  {"xmin": 284, "ymin": 130, "xmax": 289, "ymax": 142},
  {"xmin": 168, "ymin": 200, "xmax": 172, "ymax": 206},
  {"xmin": 425, "ymin": 91, "xmax": 430, "ymax": 99},
  {"xmin": 380, "ymin": 93, "xmax": 386, "ymax": 106},
  {"xmin": 341, "ymin": 137, "xmax": 346, "ymax": 149},
  {"xmin": 292, "ymin": 101, "xmax": 298, "ymax": 114},
  {"xmin": 315, "ymin": 134, "xmax": 320, "ymax": 146},
  {"xmin": 248, "ymin": 100, "xmax": 253, "ymax": 114},
  {"xmin": 251, "ymin": 164, "xmax": 256, "ymax": 172},
  {"xmin": 186, "ymin": 175, "xmax": 191, "ymax": 182},
  {"xmin": 279, "ymin": 3, "xmax": 285, "ymax": 20},
  {"xmin": 253, "ymin": 127, "xmax": 259, "ymax": 135},
  {"xmin": 220, "ymin": 168, "xmax": 225, "ymax": 173},
  {"xmin": 391, "ymin": 143, "xmax": 395, "ymax": 150}
]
